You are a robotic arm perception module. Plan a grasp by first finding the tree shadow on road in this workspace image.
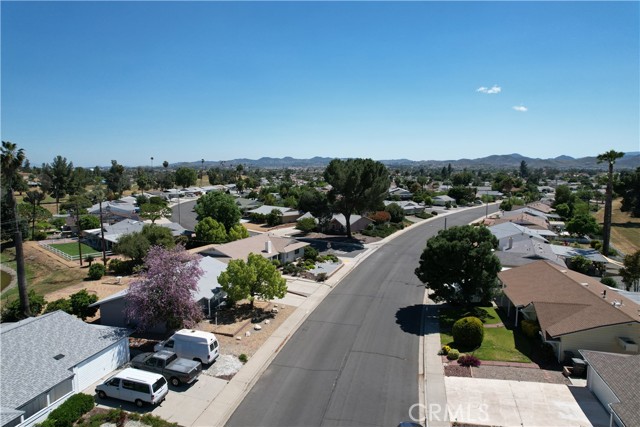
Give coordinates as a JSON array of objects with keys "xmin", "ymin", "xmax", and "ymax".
[{"xmin": 395, "ymin": 304, "xmax": 427, "ymax": 335}]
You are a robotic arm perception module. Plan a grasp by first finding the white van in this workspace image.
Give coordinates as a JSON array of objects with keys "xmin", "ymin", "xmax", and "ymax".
[
  {"xmin": 154, "ymin": 329, "xmax": 220, "ymax": 365},
  {"xmin": 95, "ymin": 368, "xmax": 168, "ymax": 407}
]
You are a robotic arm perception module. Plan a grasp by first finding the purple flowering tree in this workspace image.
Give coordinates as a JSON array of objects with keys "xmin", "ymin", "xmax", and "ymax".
[{"xmin": 124, "ymin": 245, "xmax": 204, "ymax": 332}]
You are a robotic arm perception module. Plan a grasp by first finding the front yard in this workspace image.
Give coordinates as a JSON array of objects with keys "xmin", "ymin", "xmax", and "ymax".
[{"xmin": 439, "ymin": 305, "xmax": 533, "ymax": 363}]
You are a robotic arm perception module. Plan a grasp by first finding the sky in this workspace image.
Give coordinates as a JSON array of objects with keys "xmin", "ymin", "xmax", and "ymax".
[{"xmin": 2, "ymin": 1, "xmax": 639, "ymax": 168}]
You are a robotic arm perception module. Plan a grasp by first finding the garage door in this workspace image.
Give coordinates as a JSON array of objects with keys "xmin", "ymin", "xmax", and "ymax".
[{"xmin": 75, "ymin": 338, "xmax": 129, "ymax": 391}]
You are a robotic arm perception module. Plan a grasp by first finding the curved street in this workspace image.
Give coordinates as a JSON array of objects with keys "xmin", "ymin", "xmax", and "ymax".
[{"xmin": 227, "ymin": 205, "xmax": 498, "ymax": 427}]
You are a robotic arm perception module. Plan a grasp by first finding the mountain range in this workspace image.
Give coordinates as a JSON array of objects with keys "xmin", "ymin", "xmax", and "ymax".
[{"xmin": 173, "ymin": 152, "xmax": 640, "ymax": 170}]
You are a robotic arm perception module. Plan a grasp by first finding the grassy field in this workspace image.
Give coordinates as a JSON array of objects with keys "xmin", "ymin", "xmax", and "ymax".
[
  {"xmin": 439, "ymin": 305, "xmax": 533, "ymax": 363},
  {"xmin": 593, "ymin": 198, "xmax": 640, "ymax": 256},
  {"xmin": 49, "ymin": 242, "xmax": 102, "ymax": 257}
]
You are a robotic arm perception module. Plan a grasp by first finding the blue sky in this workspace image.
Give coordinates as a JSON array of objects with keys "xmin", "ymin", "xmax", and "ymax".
[{"xmin": 2, "ymin": 1, "xmax": 639, "ymax": 167}]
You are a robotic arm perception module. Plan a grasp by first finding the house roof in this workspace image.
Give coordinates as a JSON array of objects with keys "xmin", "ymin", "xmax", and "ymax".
[
  {"xmin": 198, "ymin": 233, "xmax": 309, "ymax": 261},
  {"xmin": 496, "ymin": 239, "xmax": 566, "ymax": 268},
  {"xmin": 498, "ymin": 261, "xmax": 639, "ymax": 337},
  {"xmin": 489, "ymin": 222, "xmax": 549, "ymax": 243},
  {"xmin": 0, "ymin": 311, "xmax": 129, "ymax": 410},
  {"xmin": 433, "ymin": 195, "xmax": 456, "ymax": 202},
  {"xmin": 248, "ymin": 205, "xmax": 300, "ymax": 216},
  {"xmin": 579, "ymin": 350, "xmax": 640, "ymax": 427},
  {"xmin": 330, "ymin": 214, "xmax": 372, "ymax": 227},
  {"xmin": 493, "ymin": 212, "xmax": 550, "ymax": 230},
  {"xmin": 526, "ymin": 201, "xmax": 554, "ymax": 214},
  {"xmin": 550, "ymin": 245, "xmax": 608, "ymax": 263},
  {"xmin": 85, "ymin": 219, "xmax": 186, "ymax": 243}
]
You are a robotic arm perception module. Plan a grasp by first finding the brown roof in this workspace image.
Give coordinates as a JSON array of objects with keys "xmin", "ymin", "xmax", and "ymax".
[
  {"xmin": 580, "ymin": 350, "xmax": 640, "ymax": 427},
  {"xmin": 493, "ymin": 213, "xmax": 549, "ymax": 230},
  {"xmin": 527, "ymin": 201, "xmax": 554, "ymax": 214},
  {"xmin": 196, "ymin": 233, "xmax": 309, "ymax": 262},
  {"xmin": 499, "ymin": 261, "xmax": 639, "ymax": 337}
]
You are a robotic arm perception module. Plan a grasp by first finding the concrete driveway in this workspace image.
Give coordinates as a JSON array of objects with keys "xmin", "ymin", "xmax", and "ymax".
[{"xmin": 444, "ymin": 377, "xmax": 610, "ymax": 427}]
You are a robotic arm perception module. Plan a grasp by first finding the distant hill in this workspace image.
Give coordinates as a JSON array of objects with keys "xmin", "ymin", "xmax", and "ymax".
[{"xmin": 171, "ymin": 152, "xmax": 640, "ymax": 170}]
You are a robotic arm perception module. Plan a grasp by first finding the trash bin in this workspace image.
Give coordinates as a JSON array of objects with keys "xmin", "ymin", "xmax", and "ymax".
[{"xmin": 572, "ymin": 358, "xmax": 587, "ymax": 377}]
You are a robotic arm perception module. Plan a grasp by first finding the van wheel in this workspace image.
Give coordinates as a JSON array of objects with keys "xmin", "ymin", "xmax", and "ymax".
[
  {"xmin": 170, "ymin": 377, "xmax": 181, "ymax": 387},
  {"xmin": 135, "ymin": 399, "xmax": 144, "ymax": 408},
  {"xmin": 98, "ymin": 391, "xmax": 107, "ymax": 399}
]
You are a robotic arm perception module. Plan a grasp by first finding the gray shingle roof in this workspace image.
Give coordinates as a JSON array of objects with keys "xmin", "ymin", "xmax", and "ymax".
[
  {"xmin": 0, "ymin": 311, "xmax": 129, "ymax": 409},
  {"xmin": 580, "ymin": 350, "xmax": 640, "ymax": 427}
]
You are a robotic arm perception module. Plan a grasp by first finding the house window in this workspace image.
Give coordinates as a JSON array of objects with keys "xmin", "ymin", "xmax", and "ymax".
[
  {"xmin": 49, "ymin": 378, "xmax": 73, "ymax": 404},
  {"xmin": 18, "ymin": 393, "xmax": 48, "ymax": 420},
  {"xmin": 295, "ymin": 249, "xmax": 301, "ymax": 255}
]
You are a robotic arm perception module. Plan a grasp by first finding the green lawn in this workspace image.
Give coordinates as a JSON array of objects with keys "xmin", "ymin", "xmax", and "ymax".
[
  {"xmin": 439, "ymin": 305, "xmax": 533, "ymax": 363},
  {"xmin": 49, "ymin": 243, "xmax": 102, "ymax": 257}
]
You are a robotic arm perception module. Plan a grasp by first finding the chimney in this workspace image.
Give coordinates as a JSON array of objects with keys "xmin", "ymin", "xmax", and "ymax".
[{"xmin": 265, "ymin": 240, "xmax": 272, "ymax": 254}]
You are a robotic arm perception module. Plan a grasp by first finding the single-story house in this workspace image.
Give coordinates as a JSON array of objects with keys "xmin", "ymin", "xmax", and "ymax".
[
  {"xmin": 488, "ymin": 222, "xmax": 549, "ymax": 250},
  {"xmin": 495, "ymin": 238, "xmax": 566, "ymax": 269},
  {"xmin": 432, "ymin": 195, "xmax": 456, "ymax": 206},
  {"xmin": 383, "ymin": 200, "xmax": 425, "ymax": 215},
  {"xmin": 0, "ymin": 311, "xmax": 129, "ymax": 427},
  {"xmin": 476, "ymin": 187, "xmax": 504, "ymax": 199},
  {"xmin": 247, "ymin": 205, "xmax": 302, "ymax": 223},
  {"xmin": 494, "ymin": 212, "xmax": 550, "ymax": 230},
  {"xmin": 526, "ymin": 201, "xmax": 555, "ymax": 214},
  {"xmin": 579, "ymin": 350, "xmax": 640, "ymax": 427},
  {"xmin": 235, "ymin": 198, "xmax": 262, "ymax": 214},
  {"xmin": 550, "ymin": 245, "xmax": 609, "ymax": 275},
  {"xmin": 198, "ymin": 233, "xmax": 309, "ymax": 264},
  {"xmin": 87, "ymin": 200, "xmax": 139, "ymax": 223},
  {"xmin": 326, "ymin": 214, "xmax": 373, "ymax": 234},
  {"xmin": 84, "ymin": 218, "xmax": 187, "ymax": 251},
  {"xmin": 89, "ymin": 256, "xmax": 229, "ymax": 330},
  {"xmin": 388, "ymin": 187, "xmax": 413, "ymax": 200},
  {"xmin": 497, "ymin": 261, "xmax": 640, "ymax": 361}
]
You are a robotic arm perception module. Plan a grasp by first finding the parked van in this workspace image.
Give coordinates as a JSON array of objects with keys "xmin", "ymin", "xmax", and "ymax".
[
  {"xmin": 154, "ymin": 329, "xmax": 220, "ymax": 365},
  {"xmin": 95, "ymin": 368, "xmax": 168, "ymax": 407}
]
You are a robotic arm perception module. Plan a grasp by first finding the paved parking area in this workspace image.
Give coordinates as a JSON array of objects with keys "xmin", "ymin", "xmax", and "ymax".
[{"xmin": 444, "ymin": 377, "xmax": 610, "ymax": 427}]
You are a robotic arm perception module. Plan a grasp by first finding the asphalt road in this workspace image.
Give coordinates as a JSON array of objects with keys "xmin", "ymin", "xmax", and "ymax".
[{"xmin": 226, "ymin": 205, "xmax": 499, "ymax": 427}]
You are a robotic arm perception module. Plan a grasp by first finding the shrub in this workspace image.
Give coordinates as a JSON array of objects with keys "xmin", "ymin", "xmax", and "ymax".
[
  {"xmin": 44, "ymin": 298, "xmax": 73, "ymax": 314},
  {"xmin": 271, "ymin": 259, "xmax": 281, "ymax": 268},
  {"xmin": 457, "ymin": 354, "xmax": 481, "ymax": 367},
  {"xmin": 521, "ymin": 319, "xmax": 540, "ymax": 338},
  {"xmin": 600, "ymin": 277, "xmax": 619, "ymax": 288},
  {"xmin": 87, "ymin": 263, "xmax": 106, "ymax": 280},
  {"xmin": 238, "ymin": 353, "xmax": 248, "ymax": 363},
  {"xmin": 304, "ymin": 247, "xmax": 319, "ymax": 261},
  {"xmin": 108, "ymin": 258, "xmax": 135, "ymax": 275},
  {"xmin": 431, "ymin": 211, "xmax": 439, "ymax": 216},
  {"xmin": 42, "ymin": 393, "xmax": 94, "ymax": 427},
  {"xmin": 316, "ymin": 273, "xmax": 327, "ymax": 282},
  {"xmin": 296, "ymin": 217, "xmax": 317, "ymax": 233},
  {"xmin": 590, "ymin": 240, "xmax": 602, "ymax": 250},
  {"xmin": 452, "ymin": 316, "xmax": 484, "ymax": 349},
  {"xmin": 32, "ymin": 230, "xmax": 48, "ymax": 240},
  {"xmin": 415, "ymin": 212, "xmax": 433, "ymax": 220},
  {"xmin": 369, "ymin": 211, "xmax": 391, "ymax": 225},
  {"xmin": 446, "ymin": 349, "xmax": 460, "ymax": 360},
  {"xmin": 438, "ymin": 345, "xmax": 451, "ymax": 355}
]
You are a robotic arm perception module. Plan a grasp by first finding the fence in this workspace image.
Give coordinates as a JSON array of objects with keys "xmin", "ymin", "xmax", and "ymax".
[{"xmin": 39, "ymin": 239, "xmax": 112, "ymax": 262}]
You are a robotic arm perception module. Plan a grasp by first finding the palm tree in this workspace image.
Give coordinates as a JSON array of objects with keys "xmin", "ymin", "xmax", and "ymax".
[
  {"xmin": 597, "ymin": 150, "xmax": 625, "ymax": 256},
  {"xmin": 1, "ymin": 141, "xmax": 30, "ymax": 317}
]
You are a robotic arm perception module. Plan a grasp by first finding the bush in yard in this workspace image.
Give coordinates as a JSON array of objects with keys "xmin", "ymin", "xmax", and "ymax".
[
  {"xmin": 521, "ymin": 319, "xmax": 540, "ymax": 338},
  {"xmin": 39, "ymin": 393, "xmax": 94, "ymax": 427},
  {"xmin": 438, "ymin": 345, "xmax": 451, "ymax": 355},
  {"xmin": 304, "ymin": 246, "xmax": 319, "ymax": 261},
  {"xmin": 87, "ymin": 263, "xmax": 106, "ymax": 280},
  {"xmin": 446, "ymin": 349, "xmax": 459, "ymax": 360},
  {"xmin": 369, "ymin": 211, "xmax": 391, "ymax": 225},
  {"xmin": 431, "ymin": 211, "xmax": 438, "ymax": 216},
  {"xmin": 238, "ymin": 353, "xmax": 248, "ymax": 363},
  {"xmin": 452, "ymin": 316, "xmax": 484, "ymax": 349},
  {"xmin": 600, "ymin": 277, "xmax": 618, "ymax": 288},
  {"xmin": 457, "ymin": 354, "xmax": 481, "ymax": 367}
]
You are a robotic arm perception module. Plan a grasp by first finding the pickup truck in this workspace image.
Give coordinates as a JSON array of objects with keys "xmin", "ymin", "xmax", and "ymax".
[{"xmin": 131, "ymin": 350, "xmax": 202, "ymax": 386}]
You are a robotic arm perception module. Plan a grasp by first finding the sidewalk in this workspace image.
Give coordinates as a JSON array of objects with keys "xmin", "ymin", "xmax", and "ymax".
[{"xmin": 422, "ymin": 294, "xmax": 450, "ymax": 427}]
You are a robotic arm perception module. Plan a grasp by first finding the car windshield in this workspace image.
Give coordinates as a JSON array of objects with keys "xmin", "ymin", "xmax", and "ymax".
[{"xmin": 152, "ymin": 377, "xmax": 167, "ymax": 392}]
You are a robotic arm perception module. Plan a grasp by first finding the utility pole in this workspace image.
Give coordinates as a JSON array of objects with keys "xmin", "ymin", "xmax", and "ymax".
[{"xmin": 76, "ymin": 200, "xmax": 83, "ymax": 267}]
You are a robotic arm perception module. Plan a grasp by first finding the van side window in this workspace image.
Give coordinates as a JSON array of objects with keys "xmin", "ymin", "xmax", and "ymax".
[
  {"xmin": 211, "ymin": 341, "xmax": 219, "ymax": 351},
  {"xmin": 164, "ymin": 340, "xmax": 174, "ymax": 349},
  {"xmin": 122, "ymin": 380, "xmax": 135, "ymax": 390},
  {"xmin": 145, "ymin": 358, "xmax": 157, "ymax": 367},
  {"xmin": 134, "ymin": 382, "xmax": 150, "ymax": 393},
  {"xmin": 108, "ymin": 378, "xmax": 120, "ymax": 387}
]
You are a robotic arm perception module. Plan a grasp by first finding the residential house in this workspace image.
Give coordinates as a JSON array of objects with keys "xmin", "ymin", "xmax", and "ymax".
[
  {"xmin": 84, "ymin": 218, "xmax": 187, "ymax": 252},
  {"xmin": 89, "ymin": 256, "xmax": 229, "ymax": 330},
  {"xmin": 388, "ymin": 187, "xmax": 413, "ymax": 200},
  {"xmin": 326, "ymin": 214, "xmax": 373, "ymax": 234},
  {"xmin": 497, "ymin": 261, "xmax": 640, "ymax": 361},
  {"xmin": 383, "ymin": 200, "xmax": 425, "ymax": 215},
  {"xmin": 247, "ymin": 205, "xmax": 302, "ymax": 223},
  {"xmin": 488, "ymin": 222, "xmax": 550, "ymax": 250},
  {"xmin": 0, "ymin": 311, "xmax": 129, "ymax": 427},
  {"xmin": 235, "ymin": 197, "xmax": 262, "ymax": 215},
  {"xmin": 476, "ymin": 187, "xmax": 504, "ymax": 199},
  {"xmin": 87, "ymin": 200, "xmax": 139, "ymax": 224},
  {"xmin": 550, "ymin": 245, "xmax": 609, "ymax": 275},
  {"xmin": 432, "ymin": 195, "xmax": 456, "ymax": 206},
  {"xmin": 579, "ymin": 350, "xmax": 640, "ymax": 427},
  {"xmin": 198, "ymin": 233, "xmax": 309, "ymax": 264},
  {"xmin": 490, "ymin": 212, "xmax": 551, "ymax": 231},
  {"xmin": 495, "ymin": 238, "xmax": 566, "ymax": 269}
]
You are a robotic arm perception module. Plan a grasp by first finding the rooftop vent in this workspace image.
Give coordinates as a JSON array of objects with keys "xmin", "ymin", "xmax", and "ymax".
[{"xmin": 53, "ymin": 354, "xmax": 65, "ymax": 360}]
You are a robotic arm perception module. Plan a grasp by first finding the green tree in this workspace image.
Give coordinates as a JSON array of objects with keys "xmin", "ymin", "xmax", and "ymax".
[
  {"xmin": 139, "ymin": 198, "xmax": 171, "ymax": 223},
  {"xmin": 40, "ymin": 155, "xmax": 74, "ymax": 213},
  {"xmin": 296, "ymin": 217, "xmax": 317, "ymax": 233},
  {"xmin": 195, "ymin": 217, "xmax": 228, "ymax": 243},
  {"xmin": 266, "ymin": 209, "xmax": 283, "ymax": 227},
  {"xmin": 385, "ymin": 203, "xmax": 405, "ymax": 223},
  {"xmin": 44, "ymin": 298, "xmax": 73, "ymax": 314},
  {"xmin": 194, "ymin": 191, "xmax": 242, "ymax": 232},
  {"xmin": 69, "ymin": 289, "xmax": 99, "ymax": 320},
  {"xmin": 77, "ymin": 214, "xmax": 100, "ymax": 231},
  {"xmin": 618, "ymin": 167, "xmax": 640, "ymax": 217},
  {"xmin": 114, "ymin": 224, "xmax": 174, "ymax": 263},
  {"xmin": 18, "ymin": 201, "xmax": 51, "ymax": 239},
  {"xmin": 554, "ymin": 203, "xmax": 571, "ymax": 220},
  {"xmin": 141, "ymin": 224, "xmax": 175, "ymax": 248},
  {"xmin": 135, "ymin": 167, "xmax": 153, "ymax": 192},
  {"xmin": 228, "ymin": 223, "xmax": 249, "ymax": 241},
  {"xmin": 324, "ymin": 158, "xmax": 390, "ymax": 237},
  {"xmin": 619, "ymin": 250, "xmax": 640, "ymax": 292},
  {"xmin": 448, "ymin": 186, "xmax": 476, "ymax": 205},
  {"xmin": 566, "ymin": 213, "xmax": 600, "ymax": 237},
  {"xmin": 597, "ymin": 150, "xmax": 625, "ymax": 255},
  {"xmin": 1, "ymin": 141, "xmax": 30, "ymax": 317},
  {"xmin": 415, "ymin": 225, "xmax": 501, "ymax": 304},
  {"xmin": 104, "ymin": 160, "xmax": 129, "ymax": 197},
  {"xmin": 218, "ymin": 253, "xmax": 287, "ymax": 308},
  {"xmin": 569, "ymin": 255, "xmax": 593, "ymax": 275},
  {"xmin": 175, "ymin": 167, "xmax": 198, "ymax": 188},
  {"xmin": 1, "ymin": 290, "xmax": 46, "ymax": 322},
  {"xmin": 519, "ymin": 160, "xmax": 529, "ymax": 178}
]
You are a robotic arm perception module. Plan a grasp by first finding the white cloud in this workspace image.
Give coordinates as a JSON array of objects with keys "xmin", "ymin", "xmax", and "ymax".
[
  {"xmin": 512, "ymin": 105, "xmax": 528, "ymax": 112},
  {"xmin": 476, "ymin": 85, "xmax": 501, "ymax": 94}
]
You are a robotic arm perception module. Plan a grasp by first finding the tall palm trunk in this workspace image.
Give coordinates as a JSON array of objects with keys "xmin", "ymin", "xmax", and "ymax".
[
  {"xmin": 602, "ymin": 163, "xmax": 614, "ymax": 256},
  {"xmin": 11, "ymin": 189, "xmax": 30, "ymax": 317}
]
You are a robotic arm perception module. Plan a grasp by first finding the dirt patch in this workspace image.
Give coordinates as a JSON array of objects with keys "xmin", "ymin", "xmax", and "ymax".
[
  {"xmin": 444, "ymin": 364, "xmax": 472, "ymax": 377},
  {"xmin": 593, "ymin": 198, "xmax": 640, "ymax": 256}
]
